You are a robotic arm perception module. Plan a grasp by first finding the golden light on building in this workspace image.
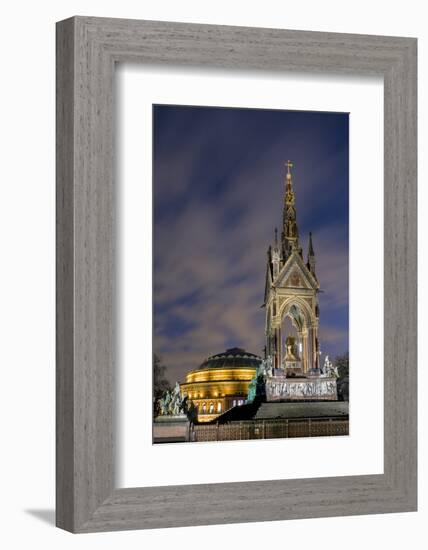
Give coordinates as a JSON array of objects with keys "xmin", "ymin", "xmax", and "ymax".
[{"xmin": 180, "ymin": 347, "xmax": 261, "ymax": 422}]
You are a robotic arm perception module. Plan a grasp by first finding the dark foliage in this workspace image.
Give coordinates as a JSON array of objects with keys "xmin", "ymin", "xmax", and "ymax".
[
  {"xmin": 153, "ymin": 354, "xmax": 171, "ymax": 415},
  {"xmin": 334, "ymin": 352, "xmax": 349, "ymax": 402}
]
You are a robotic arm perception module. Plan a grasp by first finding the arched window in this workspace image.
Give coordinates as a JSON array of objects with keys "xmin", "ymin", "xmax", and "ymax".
[
  {"xmin": 209, "ymin": 403, "xmax": 214, "ymax": 414},
  {"xmin": 217, "ymin": 402, "xmax": 222, "ymax": 413},
  {"xmin": 202, "ymin": 403, "xmax": 206, "ymax": 414}
]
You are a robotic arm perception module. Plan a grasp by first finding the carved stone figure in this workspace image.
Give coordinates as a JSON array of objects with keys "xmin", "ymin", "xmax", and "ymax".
[
  {"xmin": 323, "ymin": 355, "xmax": 339, "ymax": 378},
  {"xmin": 284, "ymin": 336, "xmax": 300, "ymax": 361},
  {"xmin": 265, "ymin": 355, "xmax": 274, "ymax": 376},
  {"xmin": 158, "ymin": 382, "xmax": 188, "ymax": 416},
  {"xmin": 247, "ymin": 375, "xmax": 258, "ymax": 403},
  {"xmin": 159, "ymin": 391, "xmax": 171, "ymax": 416},
  {"xmin": 248, "ymin": 358, "xmax": 271, "ymax": 403}
]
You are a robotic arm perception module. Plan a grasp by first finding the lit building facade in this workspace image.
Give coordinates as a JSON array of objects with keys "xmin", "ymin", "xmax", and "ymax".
[{"xmin": 180, "ymin": 347, "xmax": 261, "ymax": 422}]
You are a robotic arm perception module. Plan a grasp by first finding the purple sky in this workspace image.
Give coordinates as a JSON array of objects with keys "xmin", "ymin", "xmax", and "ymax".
[{"xmin": 153, "ymin": 105, "xmax": 349, "ymax": 384}]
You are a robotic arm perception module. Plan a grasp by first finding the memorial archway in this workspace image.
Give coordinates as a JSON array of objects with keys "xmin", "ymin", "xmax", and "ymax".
[{"xmin": 279, "ymin": 298, "xmax": 318, "ymax": 373}]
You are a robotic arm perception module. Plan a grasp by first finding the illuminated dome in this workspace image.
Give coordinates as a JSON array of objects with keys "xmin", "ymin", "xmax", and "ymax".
[
  {"xmin": 180, "ymin": 347, "xmax": 262, "ymax": 422},
  {"xmin": 199, "ymin": 347, "xmax": 262, "ymax": 370}
]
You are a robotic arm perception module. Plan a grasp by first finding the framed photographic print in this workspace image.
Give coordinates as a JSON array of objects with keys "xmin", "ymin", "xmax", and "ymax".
[{"xmin": 56, "ymin": 16, "xmax": 417, "ymax": 532}]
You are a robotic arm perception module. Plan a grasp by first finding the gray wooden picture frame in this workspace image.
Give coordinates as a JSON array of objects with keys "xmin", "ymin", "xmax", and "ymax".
[{"xmin": 56, "ymin": 16, "xmax": 417, "ymax": 533}]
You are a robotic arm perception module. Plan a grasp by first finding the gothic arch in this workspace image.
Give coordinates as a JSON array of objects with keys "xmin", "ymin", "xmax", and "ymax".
[
  {"xmin": 278, "ymin": 297, "xmax": 317, "ymax": 373},
  {"xmin": 279, "ymin": 296, "xmax": 315, "ymax": 329},
  {"xmin": 285, "ymin": 304, "xmax": 305, "ymax": 332}
]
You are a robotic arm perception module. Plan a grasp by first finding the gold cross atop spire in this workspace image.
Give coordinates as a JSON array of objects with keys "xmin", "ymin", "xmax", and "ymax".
[{"xmin": 286, "ymin": 160, "xmax": 293, "ymax": 175}]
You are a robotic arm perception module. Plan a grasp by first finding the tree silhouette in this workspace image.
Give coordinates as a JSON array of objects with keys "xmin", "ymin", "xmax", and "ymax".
[
  {"xmin": 334, "ymin": 352, "xmax": 349, "ymax": 401},
  {"xmin": 153, "ymin": 354, "xmax": 171, "ymax": 415}
]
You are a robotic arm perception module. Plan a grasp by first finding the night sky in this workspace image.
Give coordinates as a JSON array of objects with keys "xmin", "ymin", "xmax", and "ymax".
[{"xmin": 153, "ymin": 104, "xmax": 349, "ymax": 385}]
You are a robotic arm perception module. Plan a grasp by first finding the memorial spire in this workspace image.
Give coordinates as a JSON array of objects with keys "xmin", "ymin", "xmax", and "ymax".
[{"xmin": 281, "ymin": 160, "xmax": 300, "ymax": 259}]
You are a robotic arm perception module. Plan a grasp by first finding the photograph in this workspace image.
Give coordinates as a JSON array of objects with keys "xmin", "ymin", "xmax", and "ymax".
[
  {"xmin": 152, "ymin": 104, "xmax": 350, "ymax": 443},
  {"xmin": 0, "ymin": 4, "xmax": 417, "ymax": 542}
]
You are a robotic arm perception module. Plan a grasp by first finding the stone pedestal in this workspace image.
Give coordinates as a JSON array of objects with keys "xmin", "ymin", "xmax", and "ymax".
[
  {"xmin": 284, "ymin": 362, "xmax": 304, "ymax": 377},
  {"xmin": 264, "ymin": 374, "xmax": 337, "ymax": 402},
  {"xmin": 153, "ymin": 415, "xmax": 190, "ymax": 443}
]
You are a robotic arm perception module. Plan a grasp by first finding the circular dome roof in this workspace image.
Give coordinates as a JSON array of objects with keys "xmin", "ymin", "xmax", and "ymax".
[{"xmin": 199, "ymin": 347, "xmax": 262, "ymax": 370}]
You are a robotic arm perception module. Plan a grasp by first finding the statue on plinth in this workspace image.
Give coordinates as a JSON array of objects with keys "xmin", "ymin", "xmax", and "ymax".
[
  {"xmin": 265, "ymin": 355, "xmax": 274, "ymax": 376},
  {"xmin": 247, "ymin": 356, "xmax": 274, "ymax": 403},
  {"xmin": 283, "ymin": 336, "xmax": 303, "ymax": 377},
  {"xmin": 284, "ymin": 336, "xmax": 299, "ymax": 361},
  {"xmin": 158, "ymin": 382, "xmax": 188, "ymax": 417},
  {"xmin": 323, "ymin": 355, "xmax": 339, "ymax": 378}
]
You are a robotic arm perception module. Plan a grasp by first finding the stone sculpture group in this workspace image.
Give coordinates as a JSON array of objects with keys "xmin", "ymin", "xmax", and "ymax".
[
  {"xmin": 158, "ymin": 382, "xmax": 188, "ymax": 417},
  {"xmin": 322, "ymin": 355, "xmax": 339, "ymax": 378}
]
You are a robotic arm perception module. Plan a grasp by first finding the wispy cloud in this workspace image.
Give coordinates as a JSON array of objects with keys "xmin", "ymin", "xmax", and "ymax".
[{"xmin": 153, "ymin": 106, "xmax": 349, "ymax": 383}]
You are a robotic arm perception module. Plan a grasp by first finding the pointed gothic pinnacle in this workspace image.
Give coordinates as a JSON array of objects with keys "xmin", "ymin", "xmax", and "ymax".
[
  {"xmin": 274, "ymin": 227, "xmax": 278, "ymax": 246},
  {"xmin": 308, "ymin": 232, "xmax": 315, "ymax": 256},
  {"xmin": 286, "ymin": 160, "xmax": 293, "ymax": 179}
]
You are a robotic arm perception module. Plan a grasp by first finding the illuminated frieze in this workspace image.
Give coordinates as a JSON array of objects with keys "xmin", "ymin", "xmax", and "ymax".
[{"xmin": 265, "ymin": 376, "xmax": 337, "ymax": 401}]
